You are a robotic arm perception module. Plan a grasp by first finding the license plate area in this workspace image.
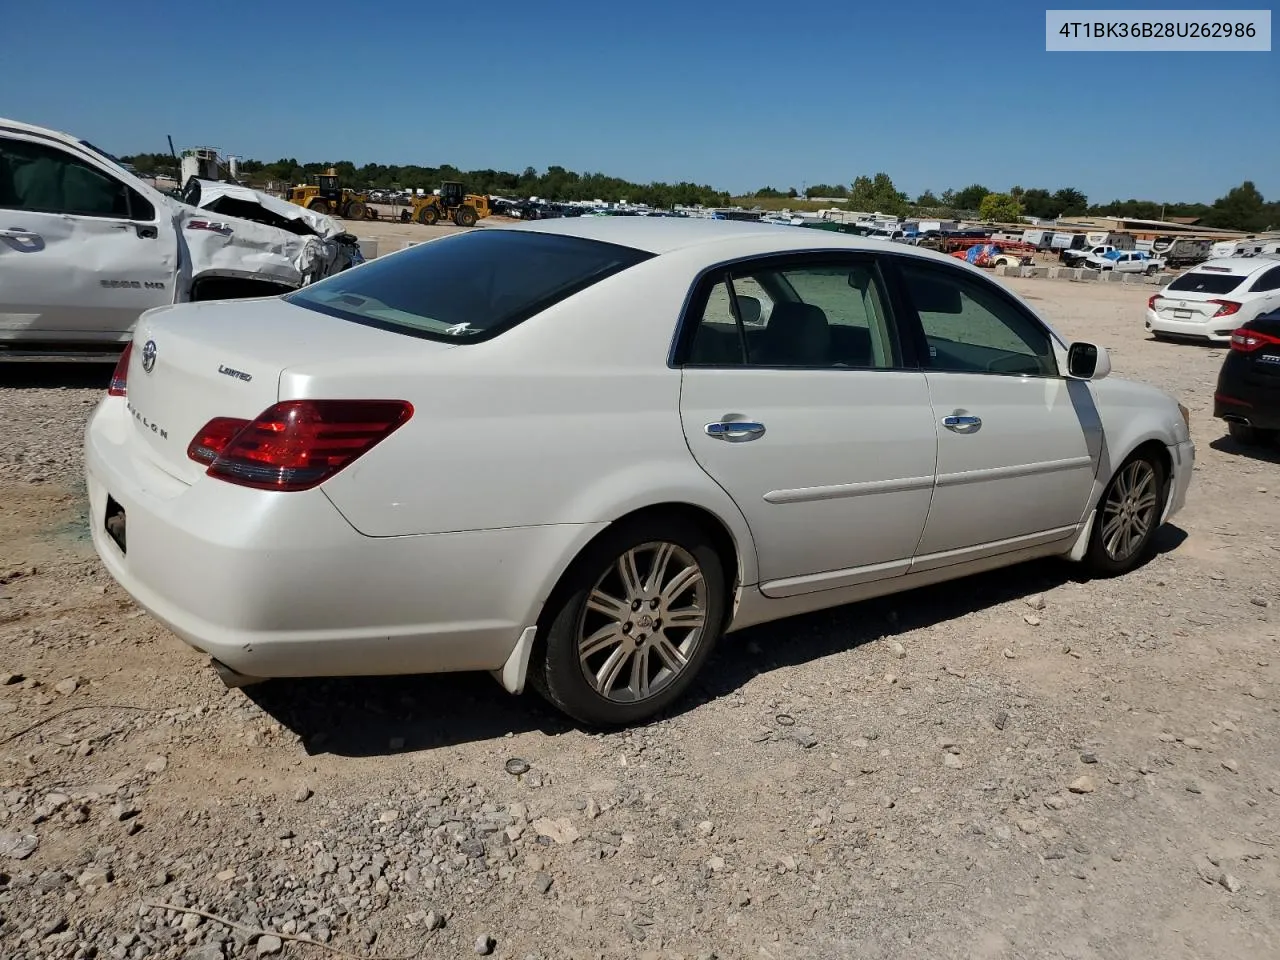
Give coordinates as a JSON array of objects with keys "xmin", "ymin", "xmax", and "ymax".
[
  {"xmin": 1173, "ymin": 309, "xmax": 1193, "ymax": 319},
  {"xmin": 104, "ymin": 495, "xmax": 126, "ymax": 555}
]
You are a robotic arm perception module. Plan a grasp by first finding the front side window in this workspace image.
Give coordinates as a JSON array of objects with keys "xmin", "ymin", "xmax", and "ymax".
[
  {"xmin": 684, "ymin": 258, "xmax": 901, "ymax": 369},
  {"xmin": 0, "ymin": 137, "xmax": 152, "ymax": 220},
  {"xmin": 897, "ymin": 258, "xmax": 1057, "ymax": 377},
  {"xmin": 287, "ymin": 229, "xmax": 652, "ymax": 343}
]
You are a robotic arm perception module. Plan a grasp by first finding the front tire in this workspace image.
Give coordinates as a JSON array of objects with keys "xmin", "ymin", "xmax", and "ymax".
[
  {"xmin": 531, "ymin": 517, "xmax": 726, "ymax": 727},
  {"xmin": 1083, "ymin": 451, "xmax": 1167, "ymax": 576}
]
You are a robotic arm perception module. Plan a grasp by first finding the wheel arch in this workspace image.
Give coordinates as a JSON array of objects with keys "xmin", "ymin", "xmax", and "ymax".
[
  {"xmin": 537, "ymin": 498, "xmax": 752, "ymax": 634},
  {"xmin": 1066, "ymin": 433, "xmax": 1176, "ymax": 562},
  {"xmin": 500, "ymin": 498, "xmax": 751, "ymax": 699}
]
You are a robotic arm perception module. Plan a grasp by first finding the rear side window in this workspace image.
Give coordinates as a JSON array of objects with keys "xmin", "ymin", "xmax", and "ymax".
[
  {"xmin": 287, "ymin": 230, "xmax": 652, "ymax": 343},
  {"xmin": 1166, "ymin": 271, "xmax": 1245, "ymax": 295},
  {"xmin": 1250, "ymin": 266, "xmax": 1280, "ymax": 292}
]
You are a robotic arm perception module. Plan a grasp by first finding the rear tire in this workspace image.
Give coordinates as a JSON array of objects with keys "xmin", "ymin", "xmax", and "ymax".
[
  {"xmin": 1083, "ymin": 450, "xmax": 1167, "ymax": 577},
  {"xmin": 530, "ymin": 517, "xmax": 726, "ymax": 727},
  {"xmin": 1228, "ymin": 422, "xmax": 1278, "ymax": 446},
  {"xmin": 455, "ymin": 205, "xmax": 478, "ymax": 227},
  {"xmin": 309, "ymin": 200, "xmax": 331, "ymax": 216},
  {"xmin": 343, "ymin": 199, "xmax": 368, "ymax": 221}
]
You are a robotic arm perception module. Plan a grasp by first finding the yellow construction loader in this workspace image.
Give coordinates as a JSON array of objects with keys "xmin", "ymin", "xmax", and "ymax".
[
  {"xmin": 287, "ymin": 168, "xmax": 378, "ymax": 220},
  {"xmin": 402, "ymin": 181, "xmax": 491, "ymax": 227}
]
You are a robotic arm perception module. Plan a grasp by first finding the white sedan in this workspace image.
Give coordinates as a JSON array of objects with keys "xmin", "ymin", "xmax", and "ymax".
[
  {"xmin": 85, "ymin": 218, "xmax": 1195, "ymax": 726},
  {"xmin": 1147, "ymin": 256, "xmax": 1280, "ymax": 342}
]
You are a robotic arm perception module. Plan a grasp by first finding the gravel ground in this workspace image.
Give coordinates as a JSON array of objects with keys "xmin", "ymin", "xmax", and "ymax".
[{"xmin": 1, "ymin": 276, "xmax": 1278, "ymax": 960}]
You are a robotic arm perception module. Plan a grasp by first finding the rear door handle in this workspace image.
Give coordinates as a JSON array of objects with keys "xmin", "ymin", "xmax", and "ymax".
[
  {"xmin": 705, "ymin": 420, "xmax": 766, "ymax": 442},
  {"xmin": 942, "ymin": 414, "xmax": 982, "ymax": 432}
]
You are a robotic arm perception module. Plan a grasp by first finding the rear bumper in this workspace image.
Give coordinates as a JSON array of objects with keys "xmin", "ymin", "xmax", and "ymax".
[
  {"xmin": 1146, "ymin": 308, "xmax": 1235, "ymax": 342},
  {"xmin": 1214, "ymin": 375, "xmax": 1280, "ymax": 431},
  {"xmin": 85, "ymin": 397, "xmax": 602, "ymax": 680}
]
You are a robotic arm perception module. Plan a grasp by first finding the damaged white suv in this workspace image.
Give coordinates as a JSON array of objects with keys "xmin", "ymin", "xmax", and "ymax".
[{"xmin": 0, "ymin": 118, "xmax": 361, "ymax": 356}]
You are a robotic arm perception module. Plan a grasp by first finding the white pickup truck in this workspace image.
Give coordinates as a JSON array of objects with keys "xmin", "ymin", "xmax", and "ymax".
[
  {"xmin": 1062, "ymin": 244, "xmax": 1117, "ymax": 267},
  {"xmin": 0, "ymin": 117, "xmax": 361, "ymax": 357},
  {"xmin": 1082, "ymin": 249, "xmax": 1167, "ymax": 275}
]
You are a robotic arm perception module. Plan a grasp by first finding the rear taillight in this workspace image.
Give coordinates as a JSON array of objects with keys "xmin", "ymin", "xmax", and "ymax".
[
  {"xmin": 1209, "ymin": 299, "xmax": 1241, "ymax": 318},
  {"xmin": 187, "ymin": 417, "xmax": 251, "ymax": 465},
  {"xmin": 197, "ymin": 399, "xmax": 413, "ymax": 491},
  {"xmin": 1229, "ymin": 327, "xmax": 1280, "ymax": 352},
  {"xmin": 108, "ymin": 343, "xmax": 133, "ymax": 397},
  {"xmin": 1147, "ymin": 294, "xmax": 1161, "ymax": 311}
]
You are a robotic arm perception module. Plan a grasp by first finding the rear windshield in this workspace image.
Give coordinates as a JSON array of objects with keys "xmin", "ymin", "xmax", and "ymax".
[
  {"xmin": 286, "ymin": 229, "xmax": 652, "ymax": 342},
  {"xmin": 1166, "ymin": 271, "xmax": 1245, "ymax": 295}
]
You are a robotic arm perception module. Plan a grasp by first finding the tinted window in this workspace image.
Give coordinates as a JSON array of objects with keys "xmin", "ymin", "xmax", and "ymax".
[
  {"xmin": 0, "ymin": 137, "xmax": 153, "ymax": 220},
  {"xmin": 685, "ymin": 259, "xmax": 900, "ymax": 369},
  {"xmin": 1250, "ymin": 266, "xmax": 1280, "ymax": 292},
  {"xmin": 287, "ymin": 230, "xmax": 652, "ymax": 343},
  {"xmin": 1167, "ymin": 271, "xmax": 1245, "ymax": 295},
  {"xmin": 898, "ymin": 259, "xmax": 1057, "ymax": 376}
]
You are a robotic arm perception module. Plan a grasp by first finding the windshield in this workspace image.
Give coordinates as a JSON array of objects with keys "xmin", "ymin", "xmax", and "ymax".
[
  {"xmin": 1166, "ymin": 271, "xmax": 1245, "ymax": 295},
  {"xmin": 286, "ymin": 230, "xmax": 652, "ymax": 343}
]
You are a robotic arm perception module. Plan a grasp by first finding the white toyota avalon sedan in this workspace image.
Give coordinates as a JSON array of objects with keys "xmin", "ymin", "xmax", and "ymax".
[{"xmin": 85, "ymin": 218, "xmax": 1194, "ymax": 726}]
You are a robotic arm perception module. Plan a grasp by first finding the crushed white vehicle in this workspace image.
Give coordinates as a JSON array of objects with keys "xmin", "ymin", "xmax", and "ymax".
[{"xmin": 0, "ymin": 118, "xmax": 362, "ymax": 357}]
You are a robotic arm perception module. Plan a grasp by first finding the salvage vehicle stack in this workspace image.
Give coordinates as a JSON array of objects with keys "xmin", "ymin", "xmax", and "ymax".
[{"xmin": 0, "ymin": 118, "xmax": 363, "ymax": 359}]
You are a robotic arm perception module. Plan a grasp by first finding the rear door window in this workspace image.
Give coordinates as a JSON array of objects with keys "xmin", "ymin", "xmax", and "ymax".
[
  {"xmin": 1249, "ymin": 266, "xmax": 1280, "ymax": 292},
  {"xmin": 287, "ymin": 230, "xmax": 653, "ymax": 343}
]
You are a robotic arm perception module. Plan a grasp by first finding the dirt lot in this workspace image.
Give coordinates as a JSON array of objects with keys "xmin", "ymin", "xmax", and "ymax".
[{"xmin": 1, "ymin": 276, "xmax": 1277, "ymax": 960}]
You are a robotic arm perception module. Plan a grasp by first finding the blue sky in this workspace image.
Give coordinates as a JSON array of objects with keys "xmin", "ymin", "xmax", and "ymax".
[{"xmin": 2, "ymin": 1, "xmax": 1275, "ymax": 203}]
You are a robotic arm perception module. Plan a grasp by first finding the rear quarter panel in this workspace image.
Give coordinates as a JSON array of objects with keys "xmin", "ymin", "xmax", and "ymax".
[{"xmin": 305, "ymin": 254, "xmax": 760, "ymax": 584}]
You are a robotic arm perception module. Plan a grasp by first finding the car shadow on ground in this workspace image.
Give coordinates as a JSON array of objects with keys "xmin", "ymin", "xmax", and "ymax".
[
  {"xmin": 247, "ymin": 525, "xmax": 1186, "ymax": 757},
  {"xmin": 1209, "ymin": 434, "xmax": 1280, "ymax": 464},
  {"xmin": 1, "ymin": 361, "xmax": 114, "ymax": 390}
]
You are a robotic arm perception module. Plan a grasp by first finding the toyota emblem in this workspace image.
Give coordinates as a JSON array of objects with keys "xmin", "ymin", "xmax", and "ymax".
[{"xmin": 141, "ymin": 339, "xmax": 157, "ymax": 373}]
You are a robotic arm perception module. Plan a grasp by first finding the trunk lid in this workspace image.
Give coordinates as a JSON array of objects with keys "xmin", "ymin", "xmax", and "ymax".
[
  {"xmin": 125, "ymin": 297, "xmax": 451, "ymax": 483},
  {"xmin": 1152, "ymin": 290, "xmax": 1232, "ymax": 323}
]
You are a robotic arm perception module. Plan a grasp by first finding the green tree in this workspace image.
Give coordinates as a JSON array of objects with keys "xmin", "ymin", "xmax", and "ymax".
[
  {"xmin": 952, "ymin": 184, "xmax": 990, "ymax": 211},
  {"xmin": 978, "ymin": 192, "xmax": 1024, "ymax": 223},
  {"xmin": 849, "ymin": 173, "xmax": 908, "ymax": 216},
  {"xmin": 806, "ymin": 183, "xmax": 848, "ymax": 198},
  {"xmin": 1202, "ymin": 181, "xmax": 1275, "ymax": 232},
  {"xmin": 1052, "ymin": 187, "xmax": 1088, "ymax": 216},
  {"xmin": 915, "ymin": 189, "xmax": 939, "ymax": 206}
]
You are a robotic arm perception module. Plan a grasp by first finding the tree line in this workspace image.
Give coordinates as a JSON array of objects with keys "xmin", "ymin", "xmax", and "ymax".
[
  {"xmin": 120, "ymin": 151, "xmax": 1278, "ymax": 232},
  {"xmin": 120, "ymin": 153, "xmax": 732, "ymax": 209},
  {"xmin": 777, "ymin": 174, "xmax": 1276, "ymax": 233}
]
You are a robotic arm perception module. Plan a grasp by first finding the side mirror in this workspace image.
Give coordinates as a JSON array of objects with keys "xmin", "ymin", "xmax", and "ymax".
[{"xmin": 1066, "ymin": 341, "xmax": 1111, "ymax": 380}]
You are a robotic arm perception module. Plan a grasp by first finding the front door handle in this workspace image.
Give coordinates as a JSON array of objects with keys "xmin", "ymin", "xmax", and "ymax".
[
  {"xmin": 705, "ymin": 420, "xmax": 766, "ymax": 442},
  {"xmin": 0, "ymin": 227, "xmax": 45, "ymax": 253},
  {"xmin": 942, "ymin": 414, "xmax": 982, "ymax": 432}
]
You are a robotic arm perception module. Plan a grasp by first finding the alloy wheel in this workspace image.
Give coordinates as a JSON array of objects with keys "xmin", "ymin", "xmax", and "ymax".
[
  {"xmin": 1100, "ymin": 459, "xmax": 1159, "ymax": 562},
  {"xmin": 577, "ymin": 542, "xmax": 708, "ymax": 704}
]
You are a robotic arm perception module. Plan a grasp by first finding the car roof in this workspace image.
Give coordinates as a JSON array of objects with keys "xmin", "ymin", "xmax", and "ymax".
[
  {"xmin": 495, "ymin": 215, "xmax": 923, "ymax": 258},
  {"xmin": 1186, "ymin": 257, "xmax": 1278, "ymax": 276},
  {"xmin": 0, "ymin": 116, "xmax": 77, "ymax": 146}
]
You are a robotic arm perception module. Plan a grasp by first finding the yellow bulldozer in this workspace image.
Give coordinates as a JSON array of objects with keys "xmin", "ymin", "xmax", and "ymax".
[
  {"xmin": 286, "ymin": 168, "xmax": 378, "ymax": 220},
  {"xmin": 402, "ymin": 181, "xmax": 491, "ymax": 227}
]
